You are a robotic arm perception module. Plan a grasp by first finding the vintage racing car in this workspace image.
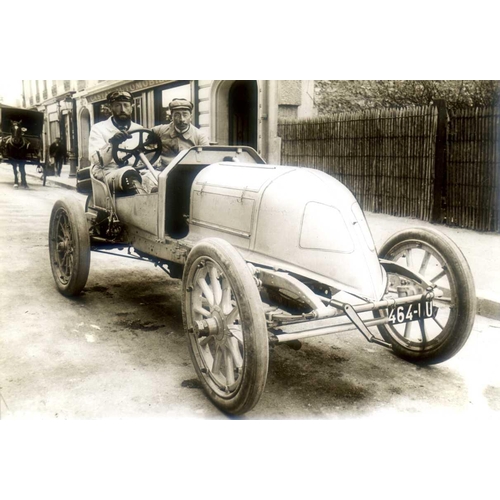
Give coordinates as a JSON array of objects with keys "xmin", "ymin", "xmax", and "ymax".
[{"xmin": 48, "ymin": 130, "xmax": 476, "ymax": 415}]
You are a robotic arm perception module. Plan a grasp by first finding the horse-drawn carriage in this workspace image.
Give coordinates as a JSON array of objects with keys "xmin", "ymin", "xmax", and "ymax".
[
  {"xmin": 48, "ymin": 134, "xmax": 477, "ymax": 415},
  {"xmin": 0, "ymin": 104, "xmax": 45, "ymax": 187}
]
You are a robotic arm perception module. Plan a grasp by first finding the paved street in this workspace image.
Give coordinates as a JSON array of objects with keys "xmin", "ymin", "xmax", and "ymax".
[{"xmin": 0, "ymin": 164, "xmax": 499, "ymax": 419}]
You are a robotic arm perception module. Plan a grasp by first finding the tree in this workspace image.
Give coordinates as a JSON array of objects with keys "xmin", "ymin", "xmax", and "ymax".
[{"xmin": 315, "ymin": 80, "xmax": 500, "ymax": 114}]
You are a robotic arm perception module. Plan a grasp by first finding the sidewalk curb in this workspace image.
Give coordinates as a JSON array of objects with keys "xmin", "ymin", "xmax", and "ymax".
[
  {"xmin": 7, "ymin": 163, "xmax": 500, "ymax": 321},
  {"xmin": 0, "ymin": 163, "xmax": 77, "ymax": 191},
  {"xmin": 476, "ymin": 290, "xmax": 500, "ymax": 321},
  {"xmin": 43, "ymin": 176, "xmax": 77, "ymax": 191}
]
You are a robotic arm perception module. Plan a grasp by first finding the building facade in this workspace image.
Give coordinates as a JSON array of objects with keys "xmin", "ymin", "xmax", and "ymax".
[{"xmin": 22, "ymin": 80, "xmax": 316, "ymax": 172}]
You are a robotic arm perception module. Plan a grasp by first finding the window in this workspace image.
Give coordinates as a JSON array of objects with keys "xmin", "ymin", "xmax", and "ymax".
[
  {"xmin": 93, "ymin": 103, "xmax": 111, "ymax": 123},
  {"xmin": 132, "ymin": 96, "xmax": 143, "ymax": 125},
  {"xmin": 153, "ymin": 81, "xmax": 191, "ymax": 125},
  {"xmin": 49, "ymin": 113, "xmax": 60, "ymax": 143}
]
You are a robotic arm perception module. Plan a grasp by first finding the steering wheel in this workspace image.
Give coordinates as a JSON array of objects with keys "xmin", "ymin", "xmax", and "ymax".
[{"xmin": 111, "ymin": 128, "xmax": 162, "ymax": 169}]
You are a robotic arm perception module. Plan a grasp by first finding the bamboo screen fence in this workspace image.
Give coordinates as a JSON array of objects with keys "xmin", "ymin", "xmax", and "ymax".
[
  {"xmin": 278, "ymin": 105, "xmax": 500, "ymax": 232},
  {"xmin": 447, "ymin": 107, "xmax": 500, "ymax": 232},
  {"xmin": 278, "ymin": 107, "xmax": 438, "ymax": 221}
]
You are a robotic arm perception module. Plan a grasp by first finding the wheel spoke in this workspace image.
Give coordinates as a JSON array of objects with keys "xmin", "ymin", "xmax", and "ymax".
[
  {"xmin": 200, "ymin": 335, "xmax": 214, "ymax": 348},
  {"xmin": 433, "ymin": 316, "xmax": 445, "ymax": 331},
  {"xmin": 221, "ymin": 284, "xmax": 233, "ymax": 315},
  {"xmin": 209, "ymin": 265, "xmax": 222, "ymax": 305},
  {"xmin": 404, "ymin": 321, "xmax": 412, "ymax": 339},
  {"xmin": 419, "ymin": 251, "xmax": 431, "ymax": 275},
  {"xmin": 60, "ymin": 253, "xmax": 68, "ymax": 270},
  {"xmin": 194, "ymin": 306, "xmax": 211, "ymax": 318},
  {"xmin": 434, "ymin": 296, "xmax": 452, "ymax": 303},
  {"xmin": 430, "ymin": 268, "xmax": 446, "ymax": 284},
  {"xmin": 405, "ymin": 249, "xmax": 413, "ymax": 269},
  {"xmin": 228, "ymin": 325, "xmax": 243, "ymax": 344},
  {"xmin": 60, "ymin": 251, "xmax": 70, "ymax": 269},
  {"xmin": 226, "ymin": 306, "xmax": 239, "ymax": 326},
  {"xmin": 213, "ymin": 345, "xmax": 223, "ymax": 374},
  {"xmin": 200, "ymin": 341, "xmax": 214, "ymax": 366},
  {"xmin": 224, "ymin": 347, "xmax": 235, "ymax": 386},
  {"xmin": 59, "ymin": 220, "xmax": 69, "ymax": 239},
  {"xmin": 227, "ymin": 336, "xmax": 243, "ymax": 367},
  {"xmin": 198, "ymin": 278, "xmax": 214, "ymax": 307}
]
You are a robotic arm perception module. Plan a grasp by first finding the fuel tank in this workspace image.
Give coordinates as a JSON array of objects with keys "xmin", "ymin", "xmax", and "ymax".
[{"xmin": 189, "ymin": 162, "xmax": 386, "ymax": 301}]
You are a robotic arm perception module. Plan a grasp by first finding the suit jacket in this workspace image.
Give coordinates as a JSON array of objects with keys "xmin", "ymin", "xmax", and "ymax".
[
  {"xmin": 49, "ymin": 142, "xmax": 67, "ymax": 160},
  {"xmin": 151, "ymin": 123, "xmax": 210, "ymax": 166},
  {"xmin": 89, "ymin": 117, "xmax": 144, "ymax": 173}
]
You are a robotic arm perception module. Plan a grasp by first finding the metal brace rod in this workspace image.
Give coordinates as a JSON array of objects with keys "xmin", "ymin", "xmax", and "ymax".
[
  {"xmin": 327, "ymin": 291, "xmax": 436, "ymax": 315},
  {"xmin": 270, "ymin": 317, "xmax": 390, "ymax": 344},
  {"xmin": 91, "ymin": 248, "xmax": 145, "ymax": 261},
  {"xmin": 342, "ymin": 304, "xmax": 391, "ymax": 347},
  {"xmin": 91, "ymin": 247, "xmax": 174, "ymax": 276}
]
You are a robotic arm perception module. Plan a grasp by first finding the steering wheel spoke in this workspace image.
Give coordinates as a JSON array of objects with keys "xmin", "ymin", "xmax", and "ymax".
[
  {"xmin": 111, "ymin": 128, "xmax": 162, "ymax": 170},
  {"xmin": 121, "ymin": 152, "xmax": 133, "ymax": 162}
]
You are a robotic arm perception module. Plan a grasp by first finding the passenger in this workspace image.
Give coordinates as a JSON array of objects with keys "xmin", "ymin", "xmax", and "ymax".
[
  {"xmin": 150, "ymin": 98, "xmax": 210, "ymax": 168},
  {"xmin": 89, "ymin": 91, "xmax": 146, "ymax": 193}
]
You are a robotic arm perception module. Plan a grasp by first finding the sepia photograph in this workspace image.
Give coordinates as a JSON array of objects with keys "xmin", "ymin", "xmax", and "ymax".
[
  {"xmin": 1, "ymin": 78, "xmax": 499, "ymax": 419},
  {"xmin": 0, "ymin": 3, "xmax": 498, "ymax": 498}
]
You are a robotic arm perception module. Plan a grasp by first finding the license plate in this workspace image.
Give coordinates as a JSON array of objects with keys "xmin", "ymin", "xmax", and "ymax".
[{"xmin": 388, "ymin": 301, "xmax": 436, "ymax": 325}]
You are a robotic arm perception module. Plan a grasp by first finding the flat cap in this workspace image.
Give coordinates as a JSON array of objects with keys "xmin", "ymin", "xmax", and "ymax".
[
  {"xmin": 107, "ymin": 91, "xmax": 133, "ymax": 104},
  {"xmin": 169, "ymin": 98, "xmax": 193, "ymax": 112}
]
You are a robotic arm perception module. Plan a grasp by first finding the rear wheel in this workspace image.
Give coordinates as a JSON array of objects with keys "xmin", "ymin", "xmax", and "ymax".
[
  {"xmin": 377, "ymin": 227, "xmax": 476, "ymax": 364},
  {"xmin": 182, "ymin": 238, "xmax": 269, "ymax": 415},
  {"xmin": 49, "ymin": 197, "xmax": 91, "ymax": 296}
]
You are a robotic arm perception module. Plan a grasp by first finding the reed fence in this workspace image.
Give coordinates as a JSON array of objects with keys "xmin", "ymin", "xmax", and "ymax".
[
  {"xmin": 278, "ymin": 105, "xmax": 500, "ymax": 232},
  {"xmin": 446, "ymin": 107, "xmax": 500, "ymax": 231}
]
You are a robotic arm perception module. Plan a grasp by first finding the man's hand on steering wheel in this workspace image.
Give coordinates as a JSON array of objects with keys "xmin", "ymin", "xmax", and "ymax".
[
  {"xmin": 109, "ymin": 130, "xmax": 132, "ymax": 145},
  {"xmin": 143, "ymin": 131, "xmax": 161, "ymax": 147},
  {"xmin": 111, "ymin": 129, "xmax": 162, "ymax": 169}
]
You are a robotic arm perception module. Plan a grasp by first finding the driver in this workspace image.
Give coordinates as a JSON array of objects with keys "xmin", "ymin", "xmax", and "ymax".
[{"xmin": 89, "ymin": 90, "xmax": 146, "ymax": 193}]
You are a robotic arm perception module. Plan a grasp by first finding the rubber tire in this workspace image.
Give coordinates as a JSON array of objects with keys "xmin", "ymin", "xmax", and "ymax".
[
  {"xmin": 377, "ymin": 227, "xmax": 476, "ymax": 364},
  {"xmin": 49, "ymin": 196, "xmax": 91, "ymax": 296},
  {"xmin": 182, "ymin": 238, "xmax": 269, "ymax": 415}
]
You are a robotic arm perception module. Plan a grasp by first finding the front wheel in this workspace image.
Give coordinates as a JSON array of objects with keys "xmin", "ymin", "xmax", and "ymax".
[
  {"xmin": 49, "ymin": 196, "xmax": 91, "ymax": 296},
  {"xmin": 376, "ymin": 227, "xmax": 476, "ymax": 364},
  {"xmin": 182, "ymin": 238, "xmax": 269, "ymax": 415}
]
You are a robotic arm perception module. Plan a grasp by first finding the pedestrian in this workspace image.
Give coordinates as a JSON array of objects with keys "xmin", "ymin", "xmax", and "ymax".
[
  {"xmin": 88, "ymin": 91, "xmax": 146, "ymax": 193},
  {"xmin": 49, "ymin": 137, "xmax": 67, "ymax": 177},
  {"xmin": 149, "ymin": 98, "xmax": 210, "ymax": 168}
]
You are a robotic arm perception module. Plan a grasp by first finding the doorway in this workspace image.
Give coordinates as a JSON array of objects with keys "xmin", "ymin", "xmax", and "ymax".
[{"xmin": 228, "ymin": 81, "xmax": 258, "ymax": 149}]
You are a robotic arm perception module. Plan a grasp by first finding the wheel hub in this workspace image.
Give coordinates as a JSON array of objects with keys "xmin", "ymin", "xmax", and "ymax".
[
  {"xmin": 211, "ymin": 306, "xmax": 227, "ymax": 341},
  {"xmin": 194, "ymin": 306, "xmax": 228, "ymax": 342},
  {"xmin": 194, "ymin": 317, "xmax": 218, "ymax": 337},
  {"xmin": 58, "ymin": 239, "xmax": 70, "ymax": 252}
]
